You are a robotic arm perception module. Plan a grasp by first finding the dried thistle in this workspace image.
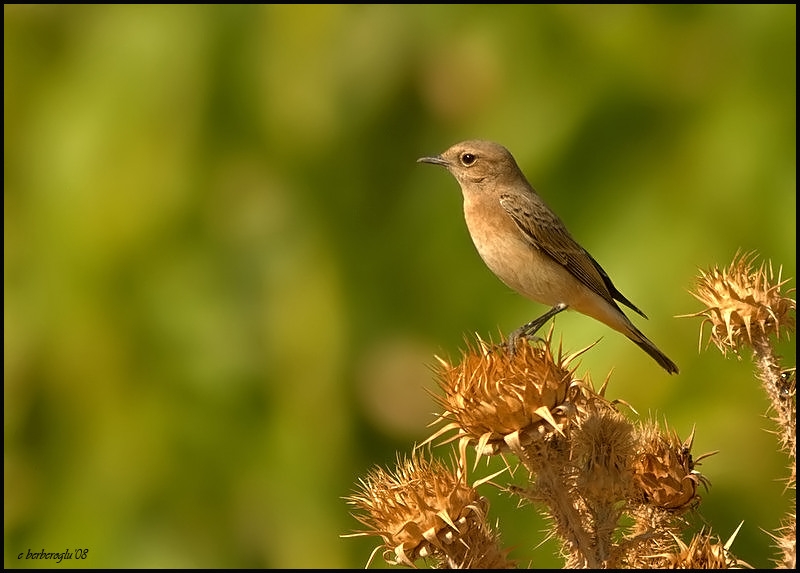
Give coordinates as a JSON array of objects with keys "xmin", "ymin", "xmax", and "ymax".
[
  {"xmin": 422, "ymin": 329, "xmax": 620, "ymax": 567},
  {"xmin": 343, "ymin": 451, "xmax": 513, "ymax": 568},
  {"xmin": 567, "ymin": 406, "xmax": 638, "ymax": 566},
  {"xmin": 573, "ymin": 406, "xmax": 637, "ymax": 503},
  {"xmin": 632, "ymin": 421, "xmax": 715, "ymax": 512},
  {"xmin": 680, "ymin": 250, "xmax": 795, "ymax": 356},
  {"xmin": 612, "ymin": 421, "xmax": 717, "ymax": 568},
  {"xmin": 425, "ymin": 327, "xmax": 596, "ymax": 461},
  {"xmin": 647, "ymin": 526, "xmax": 749, "ymax": 569},
  {"xmin": 681, "ymin": 251, "xmax": 795, "ymax": 567}
]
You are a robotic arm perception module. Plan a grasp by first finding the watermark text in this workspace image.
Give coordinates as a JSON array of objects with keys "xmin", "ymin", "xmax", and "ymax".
[{"xmin": 17, "ymin": 548, "xmax": 89, "ymax": 563}]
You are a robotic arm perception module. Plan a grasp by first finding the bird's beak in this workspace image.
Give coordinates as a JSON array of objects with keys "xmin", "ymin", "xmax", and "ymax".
[{"xmin": 417, "ymin": 155, "xmax": 449, "ymax": 166}]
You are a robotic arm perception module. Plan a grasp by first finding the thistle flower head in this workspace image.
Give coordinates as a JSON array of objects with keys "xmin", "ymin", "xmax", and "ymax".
[
  {"xmin": 573, "ymin": 406, "xmax": 637, "ymax": 502},
  {"xmin": 426, "ymin": 330, "xmax": 594, "ymax": 457},
  {"xmin": 632, "ymin": 422, "xmax": 715, "ymax": 512},
  {"xmin": 344, "ymin": 453, "xmax": 512, "ymax": 568},
  {"xmin": 649, "ymin": 527, "xmax": 748, "ymax": 569},
  {"xmin": 681, "ymin": 251, "xmax": 795, "ymax": 355}
]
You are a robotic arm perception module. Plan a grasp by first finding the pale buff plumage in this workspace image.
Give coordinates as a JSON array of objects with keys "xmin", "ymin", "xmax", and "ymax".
[{"xmin": 418, "ymin": 140, "xmax": 678, "ymax": 374}]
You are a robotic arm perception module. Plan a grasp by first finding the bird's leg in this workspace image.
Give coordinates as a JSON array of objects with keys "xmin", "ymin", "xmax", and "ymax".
[{"xmin": 507, "ymin": 303, "xmax": 568, "ymax": 354}]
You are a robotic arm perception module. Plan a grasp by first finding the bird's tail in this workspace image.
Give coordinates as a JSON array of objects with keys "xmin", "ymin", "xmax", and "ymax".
[{"xmin": 628, "ymin": 325, "xmax": 679, "ymax": 375}]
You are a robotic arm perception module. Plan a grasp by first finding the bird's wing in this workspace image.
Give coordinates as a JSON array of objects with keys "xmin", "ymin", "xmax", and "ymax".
[{"xmin": 499, "ymin": 192, "xmax": 647, "ymax": 318}]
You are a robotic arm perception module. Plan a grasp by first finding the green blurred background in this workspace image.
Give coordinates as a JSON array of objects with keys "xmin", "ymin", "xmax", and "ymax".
[{"xmin": 4, "ymin": 4, "xmax": 795, "ymax": 568}]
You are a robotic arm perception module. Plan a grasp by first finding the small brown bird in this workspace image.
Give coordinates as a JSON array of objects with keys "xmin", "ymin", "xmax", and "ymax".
[{"xmin": 418, "ymin": 139, "xmax": 678, "ymax": 374}]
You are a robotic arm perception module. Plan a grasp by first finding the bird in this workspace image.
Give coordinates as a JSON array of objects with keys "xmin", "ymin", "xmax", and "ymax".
[{"xmin": 417, "ymin": 139, "xmax": 678, "ymax": 374}]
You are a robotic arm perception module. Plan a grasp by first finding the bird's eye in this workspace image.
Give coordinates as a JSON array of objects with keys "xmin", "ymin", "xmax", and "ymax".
[{"xmin": 460, "ymin": 153, "xmax": 476, "ymax": 166}]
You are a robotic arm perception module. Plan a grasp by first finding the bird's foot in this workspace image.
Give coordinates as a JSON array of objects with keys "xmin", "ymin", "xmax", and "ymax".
[{"xmin": 506, "ymin": 303, "xmax": 569, "ymax": 355}]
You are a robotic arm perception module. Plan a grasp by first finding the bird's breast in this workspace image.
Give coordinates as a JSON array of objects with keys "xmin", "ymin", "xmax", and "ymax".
[{"xmin": 462, "ymin": 196, "xmax": 583, "ymax": 307}]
